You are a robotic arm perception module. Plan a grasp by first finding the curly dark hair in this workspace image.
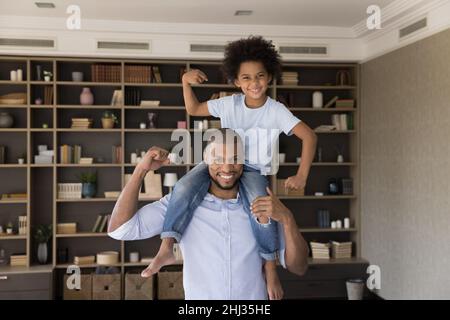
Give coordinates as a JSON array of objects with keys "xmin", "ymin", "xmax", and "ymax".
[{"xmin": 222, "ymin": 35, "xmax": 282, "ymax": 83}]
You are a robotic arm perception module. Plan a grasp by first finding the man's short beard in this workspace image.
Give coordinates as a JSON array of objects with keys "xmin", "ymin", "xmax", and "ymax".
[{"xmin": 209, "ymin": 174, "xmax": 240, "ymax": 190}]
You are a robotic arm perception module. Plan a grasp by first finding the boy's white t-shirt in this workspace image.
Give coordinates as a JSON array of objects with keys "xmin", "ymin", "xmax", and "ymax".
[{"xmin": 207, "ymin": 93, "xmax": 301, "ymax": 174}]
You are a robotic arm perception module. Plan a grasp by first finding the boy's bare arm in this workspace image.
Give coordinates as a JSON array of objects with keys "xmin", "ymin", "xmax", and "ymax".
[
  {"xmin": 182, "ymin": 69, "xmax": 211, "ymax": 116},
  {"xmin": 285, "ymin": 122, "xmax": 317, "ymax": 190},
  {"xmin": 108, "ymin": 147, "xmax": 169, "ymax": 233}
]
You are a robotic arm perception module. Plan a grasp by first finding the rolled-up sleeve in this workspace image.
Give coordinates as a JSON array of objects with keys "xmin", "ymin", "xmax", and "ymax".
[{"xmin": 108, "ymin": 194, "xmax": 170, "ymax": 240}]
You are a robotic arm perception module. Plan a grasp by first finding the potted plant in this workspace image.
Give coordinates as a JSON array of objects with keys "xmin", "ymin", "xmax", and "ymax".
[
  {"xmin": 6, "ymin": 222, "xmax": 14, "ymax": 234},
  {"xmin": 79, "ymin": 171, "xmax": 97, "ymax": 198},
  {"xmin": 34, "ymin": 224, "xmax": 52, "ymax": 264},
  {"xmin": 101, "ymin": 110, "xmax": 118, "ymax": 129},
  {"xmin": 43, "ymin": 71, "xmax": 53, "ymax": 82}
]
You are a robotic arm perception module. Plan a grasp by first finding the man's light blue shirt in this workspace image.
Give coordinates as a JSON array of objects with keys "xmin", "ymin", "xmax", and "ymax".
[{"xmin": 109, "ymin": 192, "xmax": 287, "ymax": 300}]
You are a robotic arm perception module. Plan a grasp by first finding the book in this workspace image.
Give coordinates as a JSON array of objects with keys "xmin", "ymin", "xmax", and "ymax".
[
  {"xmin": 98, "ymin": 215, "xmax": 109, "ymax": 233},
  {"xmin": 324, "ymin": 96, "xmax": 339, "ymax": 108},
  {"xmin": 92, "ymin": 215, "xmax": 103, "ymax": 233},
  {"xmin": 152, "ymin": 66, "xmax": 162, "ymax": 83}
]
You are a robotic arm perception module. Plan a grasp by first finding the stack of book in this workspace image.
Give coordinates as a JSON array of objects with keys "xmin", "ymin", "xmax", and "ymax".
[
  {"xmin": 331, "ymin": 241, "xmax": 352, "ymax": 259},
  {"xmin": 91, "ymin": 214, "xmax": 111, "ymax": 233},
  {"xmin": 18, "ymin": 216, "xmax": 27, "ymax": 235},
  {"xmin": 44, "ymin": 86, "xmax": 53, "ymax": 105},
  {"xmin": 71, "ymin": 118, "xmax": 93, "ymax": 129},
  {"xmin": 112, "ymin": 145, "xmax": 122, "ymax": 164},
  {"xmin": 124, "ymin": 65, "xmax": 152, "ymax": 83},
  {"xmin": 91, "ymin": 64, "xmax": 121, "ymax": 82},
  {"xmin": 79, "ymin": 157, "xmax": 93, "ymax": 164},
  {"xmin": 335, "ymin": 99, "xmax": 355, "ymax": 108},
  {"xmin": 1, "ymin": 193, "xmax": 27, "ymax": 200},
  {"xmin": 281, "ymin": 71, "xmax": 299, "ymax": 85},
  {"xmin": 59, "ymin": 144, "xmax": 82, "ymax": 164},
  {"xmin": 125, "ymin": 87, "xmax": 141, "ymax": 106},
  {"xmin": 331, "ymin": 114, "xmax": 353, "ymax": 131},
  {"xmin": 208, "ymin": 120, "xmax": 221, "ymax": 129},
  {"xmin": 151, "ymin": 66, "xmax": 162, "ymax": 83},
  {"xmin": 10, "ymin": 254, "xmax": 27, "ymax": 266},
  {"xmin": 57, "ymin": 183, "xmax": 82, "ymax": 199},
  {"xmin": 140, "ymin": 100, "xmax": 160, "ymax": 107},
  {"xmin": 74, "ymin": 255, "xmax": 96, "ymax": 265},
  {"xmin": 310, "ymin": 241, "xmax": 330, "ymax": 259}
]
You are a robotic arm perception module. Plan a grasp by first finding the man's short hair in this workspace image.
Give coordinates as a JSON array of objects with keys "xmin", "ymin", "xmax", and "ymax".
[{"xmin": 203, "ymin": 128, "xmax": 245, "ymax": 164}]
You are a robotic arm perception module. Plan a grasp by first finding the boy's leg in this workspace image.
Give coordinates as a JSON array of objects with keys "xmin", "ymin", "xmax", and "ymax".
[
  {"xmin": 264, "ymin": 260, "xmax": 284, "ymax": 300},
  {"xmin": 239, "ymin": 166, "xmax": 283, "ymax": 299},
  {"xmin": 141, "ymin": 163, "xmax": 210, "ymax": 277},
  {"xmin": 238, "ymin": 167, "xmax": 279, "ymax": 260}
]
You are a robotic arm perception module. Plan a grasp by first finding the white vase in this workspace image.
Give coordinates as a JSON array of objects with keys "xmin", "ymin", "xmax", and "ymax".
[
  {"xmin": 37, "ymin": 242, "xmax": 48, "ymax": 264},
  {"xmin": 312, "ymin": 91, "xmax": 323, "ymax": 108}
]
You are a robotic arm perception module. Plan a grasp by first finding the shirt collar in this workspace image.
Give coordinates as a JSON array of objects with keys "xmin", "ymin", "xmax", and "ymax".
[{"xmin": 204, "ymin": 192, "xmax": 242, "ymax": 205}]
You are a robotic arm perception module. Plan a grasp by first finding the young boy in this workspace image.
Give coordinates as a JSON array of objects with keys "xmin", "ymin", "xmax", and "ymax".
[{"xmin": 141, "ymin": 36, "xmax": 317, "ymax": 300}]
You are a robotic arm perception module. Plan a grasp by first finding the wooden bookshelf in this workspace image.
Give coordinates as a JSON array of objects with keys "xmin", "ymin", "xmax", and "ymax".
[{"xmin": 0, "ymin": 55, "xmax": 362, "ymax": 299}]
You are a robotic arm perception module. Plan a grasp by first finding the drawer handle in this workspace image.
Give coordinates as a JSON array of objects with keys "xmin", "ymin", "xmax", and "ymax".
[{"xmin": 0, "ymin": 276, "xmax": 8, "ymax": 280}]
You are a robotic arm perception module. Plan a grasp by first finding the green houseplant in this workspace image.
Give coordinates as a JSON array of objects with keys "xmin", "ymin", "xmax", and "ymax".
[
  {"xmin": 34, "ymin": 224, "xmax": 52, "ymax": 264},
  {"xmin": 101, "ymin": 110, "xmax": 118, "ymax": 129},
  {"xmin": 79, "ymin": 171, "xmax": 97, "ymax": 198}
]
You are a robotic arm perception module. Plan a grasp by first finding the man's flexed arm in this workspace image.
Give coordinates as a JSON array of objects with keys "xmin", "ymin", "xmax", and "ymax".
[{"xmin": 108, "ymin": 146, "xmax": 169, "ymax": 233}]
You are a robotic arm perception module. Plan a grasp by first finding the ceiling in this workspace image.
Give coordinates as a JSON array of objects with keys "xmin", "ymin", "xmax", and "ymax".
[{"xmin": 0, "ymin": 0, "xmax": 394, "ymax": 27}]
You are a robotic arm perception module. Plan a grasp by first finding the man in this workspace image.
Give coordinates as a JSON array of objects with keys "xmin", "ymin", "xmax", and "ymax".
[{"xmin": 108, "ymin": 130, "xmax": 309, "ymax": 299}]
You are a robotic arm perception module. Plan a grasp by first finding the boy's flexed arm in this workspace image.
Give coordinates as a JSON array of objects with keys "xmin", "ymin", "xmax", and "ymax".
[
  {"xmin": 182, "ymin": 69, "xmax": 211, "ymax": 116},
  {"xmin": 285, "ymin": 122, "xmax": 317, "ymax": 191}
]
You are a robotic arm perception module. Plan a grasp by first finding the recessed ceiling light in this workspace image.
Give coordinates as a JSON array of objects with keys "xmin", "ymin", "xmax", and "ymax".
[
  {"xmin": 235, "ymin": 10, "xmax": 253, "ymax": 16},
  {"xmin": 35, "ymin": 2, "xmax": 55, "ymax": 8}
]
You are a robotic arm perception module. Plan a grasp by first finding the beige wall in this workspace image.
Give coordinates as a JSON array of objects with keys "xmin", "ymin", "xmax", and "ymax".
[{"xmin": 361, "ymin": 28, "xmax": 450, "ymax": 299}]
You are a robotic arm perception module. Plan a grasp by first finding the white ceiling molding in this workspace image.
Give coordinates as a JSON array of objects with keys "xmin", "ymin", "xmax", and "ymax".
[
  {"xmin": 360, "ymin": 0, "xmax": 450, "ymax": 62},
  {"xmin": 354, "ymin": 0, "xmax": 448, "ymax": 42},
  {"xmin": 352, "ymin": 0, "xmax": 425, "ymax": 37},
  {"xmin": 0, "ymin": 0, "xmax": 448, "ymax": 62},
  {"xmin": 0, "ymin": 15, "xmax": 355, "ymax": 39}
]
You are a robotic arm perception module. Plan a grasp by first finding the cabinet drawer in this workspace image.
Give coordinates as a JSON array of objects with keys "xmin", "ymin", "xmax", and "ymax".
[
  {"xmin": 0, "ymin": 290, "xmax": 52, "ymax": 300},
  {"xmin": 283, "ymin": 280, "xmax": 347, "ymax": 299},
  {"xmin": 0, "ymin": 273, "xmax": 52, "ymax": 292}
]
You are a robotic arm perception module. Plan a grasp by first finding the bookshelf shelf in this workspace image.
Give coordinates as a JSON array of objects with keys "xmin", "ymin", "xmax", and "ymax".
[
  {"xmin": 314, "ymin": 130, "xmax": 356, "ymax": 134},
  {"xmin": 290, "ymin": 107, "xmax": 357, "ymax": 112},
  {"xmin": 0, "ymin": 235, "xmax": 27, "ymax": 240},
  {"xmin": 55, "ymin": 233, "xmax": 108, "ymax": 238},
  {"xmin": 55, "ymin": 263, "xmax": 122, "ymax": 269},
  {"xmin": 124, "ymin": 83, "xmax": 182, "ymax": 87},
  {"xmin": 278, "ymin": 195, "xmax": 356, "ymax": 200},
  {"xmin": 57, "ymin": 81, "xmax": 121, "ymax": 86},
  {"xmin": 56, "ymin": 129, "xmax": 121, "ymax": 132},
  {"xmin": 299, "ymin": 228, "xmax": 357, "ymax": 233},
  {"xmin": 280, "ymin": 162, "xmax": 356, "ymax": 166},
  {"xmin": 0, "ymin": 199, "xmax": 28, "ymax": 204},
  {"xmin": 56, "ymin": 105, "xmax": 122, "ymax": 109}
]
